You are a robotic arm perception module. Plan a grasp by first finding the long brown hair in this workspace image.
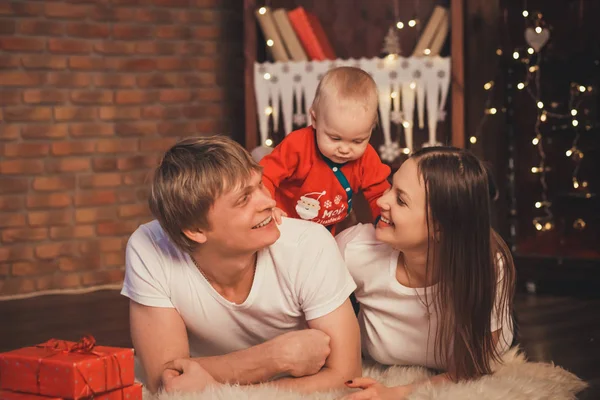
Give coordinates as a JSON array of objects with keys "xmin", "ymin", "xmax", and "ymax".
[{"xmin": 411, "ymin": 146, "xmax": 515, "ymax": 381}]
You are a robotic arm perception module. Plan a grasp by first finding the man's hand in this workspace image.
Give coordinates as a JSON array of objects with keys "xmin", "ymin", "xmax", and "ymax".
[
  {"xmin": 272, "ymin": 207, "xmax": 287, "ymax": 224},
  {"xmin": 341, "ymin": 378, "xmax": 413, "ymax": 400},
  {"xmin": 272, "ymin": 329, "xmax": 331, "ymax": 377},
  {"xmin": 161, "ymin": 358, "xmax": 217, "ymax": 393}
]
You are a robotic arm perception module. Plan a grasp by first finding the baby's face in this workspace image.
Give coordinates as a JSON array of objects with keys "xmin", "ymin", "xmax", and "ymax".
[{"xmin": 312, "ymin": 100, "xmax": 375, "ymax": 164}]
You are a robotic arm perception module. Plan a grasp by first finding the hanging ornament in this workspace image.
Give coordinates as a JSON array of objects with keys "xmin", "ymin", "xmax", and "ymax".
[
  {"xmin": 293, "ymin": 113, "xmax": 307, "ymax": 126},
  {"xmin": 379, "ymin": 141, "xmax": 401, "ymax": 162},
  {"xmin": 525, "ymin": 21, "xmax": 550, "ymax": 53},
  {"xmin": 382, "ymin": 26, "xmax": 401, "ymax": 57}
]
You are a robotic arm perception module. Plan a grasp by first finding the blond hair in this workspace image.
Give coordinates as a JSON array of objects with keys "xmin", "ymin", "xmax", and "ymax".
[
  {"xmin": 311, "ymin": 66, "xmax": 378, "ymax": 120},
  {"xmin": 149, "ymin": 136, "xmax": 261, "ymax": 253}
]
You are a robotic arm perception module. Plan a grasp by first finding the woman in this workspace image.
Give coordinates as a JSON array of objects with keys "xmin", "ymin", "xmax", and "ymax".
[{"xmin": 336, "ymin": 147, "xmax": 516, "ymax": 399}]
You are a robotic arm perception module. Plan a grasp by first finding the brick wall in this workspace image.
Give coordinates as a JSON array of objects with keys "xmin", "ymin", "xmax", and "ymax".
[{"xmin": 0, "ymin": 0, "xmax": 244, "ymax": 297}]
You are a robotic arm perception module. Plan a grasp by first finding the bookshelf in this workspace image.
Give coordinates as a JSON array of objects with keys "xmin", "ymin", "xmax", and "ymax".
[{"xmin": 243, "ymin": 0, "xmax": 465, "ymax": 151}]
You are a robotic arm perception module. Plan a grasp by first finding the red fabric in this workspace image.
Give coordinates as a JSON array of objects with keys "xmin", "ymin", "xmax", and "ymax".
[
  {"xmin": 260, "ymin": 127, "xmax": 390, "ymax": 230},
  {"xmin": 0, "ymin": 337, "xmax": 135, "ymax": 400},
  {"xmin": 0, "ymin": 384, "xmax": 142, "ymax": 400},
  {"xmin": 287, "ymin": 7, "xmax": 335, "ymax": 60}
]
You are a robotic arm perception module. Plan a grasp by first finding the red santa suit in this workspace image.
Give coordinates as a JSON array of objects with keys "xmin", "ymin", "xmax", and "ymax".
[{"xmin": 260, "ymin": 126, "xmax": 391, "ymax": 232}]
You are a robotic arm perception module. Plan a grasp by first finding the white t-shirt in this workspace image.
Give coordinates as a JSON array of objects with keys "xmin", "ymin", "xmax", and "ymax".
[
  {"xmin": 121, "ymin": 217, "xmax": 356, "ymax": 358},
  {"xmin": 336, "ymin": 223, "xmax": 513, "ymax": 370}
]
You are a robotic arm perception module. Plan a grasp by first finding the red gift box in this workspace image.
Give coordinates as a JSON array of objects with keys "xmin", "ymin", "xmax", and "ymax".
[
  {"xmin": 84, "ymin": 383, "xmax": 142, "ymax": 400},
  {"xmin": 0, "ymin": 384, "xmax": 142, "ymax": 400},
  {"xmin": 0, "ymin": 336, "xmax": 135, "ymax": 399},
  {"xmin": 0, "ymin": 390, "xmax": 61, "ymax": 399}
]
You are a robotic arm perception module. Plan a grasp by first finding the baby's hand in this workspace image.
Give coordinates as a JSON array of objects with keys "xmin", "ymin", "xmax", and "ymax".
[{"xmin": 272, "ymin": 207, "xmax": 287, "ymax": 225}]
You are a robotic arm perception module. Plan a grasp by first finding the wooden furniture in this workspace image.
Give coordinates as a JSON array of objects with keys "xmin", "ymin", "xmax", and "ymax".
[{"xmin": 243, "ymin": 0, "xmax": 465, "ymax": 150}]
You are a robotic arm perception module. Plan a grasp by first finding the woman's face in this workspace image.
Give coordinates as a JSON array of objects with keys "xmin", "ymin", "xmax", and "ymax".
[{"xmin": 375, "ymin": 158, "xmax": 431, "ymax": 250}]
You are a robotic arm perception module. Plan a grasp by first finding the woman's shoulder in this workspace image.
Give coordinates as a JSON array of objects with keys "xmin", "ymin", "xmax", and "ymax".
[
  {"xmin": 335, "ymin": 223, "xmax": 393, "ymax": 278},
  {"xmin": 336, "ymin": 221, "xmax": 374, "ymax": 243},
  {"xmin": 335, "ymin": 223, "xmax": 389, "ymax": 256}
]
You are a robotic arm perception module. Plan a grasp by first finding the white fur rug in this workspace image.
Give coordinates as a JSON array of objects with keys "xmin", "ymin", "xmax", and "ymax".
[{"xmin": 146, "ymin": 348, "xmax": 587, "ymax": 400}]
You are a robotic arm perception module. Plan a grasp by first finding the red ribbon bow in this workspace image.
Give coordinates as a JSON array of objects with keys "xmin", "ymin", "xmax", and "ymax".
[{"xmin": 38, "ymin": 335, "xmax": 97, "ymax": 354}]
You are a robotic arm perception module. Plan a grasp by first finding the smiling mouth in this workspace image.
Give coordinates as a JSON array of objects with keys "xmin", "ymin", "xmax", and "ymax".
[
  {"xmin": 380, "ymin": 216, "xmax": 394, "ymax": 226},
  {"xmin": 252, "ymin": 215, "xmax": 272, "ymax": 229}
]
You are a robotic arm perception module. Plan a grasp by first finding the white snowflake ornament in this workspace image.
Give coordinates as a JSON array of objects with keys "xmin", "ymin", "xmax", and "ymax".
[
  {"xmin": 379, "ymin": 142, "xmax": 401, "ymax": 163},
  {"xmin": 324, "ymin": 200, "xmax": 332, "ymax": 209},
  {"xmin": 293, "ymin": 113, "xmax": 307, "ymax": 126},
  {"xmin": 390, "ymin": 111, "xmax": 404, "ymax": 125}
]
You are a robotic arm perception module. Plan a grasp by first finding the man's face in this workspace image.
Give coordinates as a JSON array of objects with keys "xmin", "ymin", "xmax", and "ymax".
[{"xmin": 202, "ymin": 171, "xmax": 280, "ymax": 255}]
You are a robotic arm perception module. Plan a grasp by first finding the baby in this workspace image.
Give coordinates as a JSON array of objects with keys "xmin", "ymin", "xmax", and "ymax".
[{"xmin": 260, "ymin": 66, "xmax": 391, "ymax": 233}]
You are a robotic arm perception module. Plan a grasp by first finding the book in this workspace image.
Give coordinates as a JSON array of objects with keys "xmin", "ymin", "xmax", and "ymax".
[
  {"xmin": 411, "ymin": 6, "xmax": 448, "ymax": 57},
  {"xmin": 255, "ymin": 7, "xmax": 290, "ymax": 62},
  {"xmin": 272, "ymin": 8, "xmax": 308, "ymax": 61},
  {"xmin": 287, "ymin": 7, "xmax": 336, "ymax": 61},
  {"xmin": 428, "ymin": 12, "xmax": 449, "ymax": 56}
]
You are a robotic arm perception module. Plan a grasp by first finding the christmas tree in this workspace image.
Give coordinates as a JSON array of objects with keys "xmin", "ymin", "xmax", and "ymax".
[{"xmin": 381, "ymin": 26, "xmax": 401, "ymax": 57}]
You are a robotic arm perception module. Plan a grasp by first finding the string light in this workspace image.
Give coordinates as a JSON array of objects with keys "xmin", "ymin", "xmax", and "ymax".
[
  {"xmin": 535, "ymin": 26, "xmax": 542, "ymax": 34},
  {"xmin": 390, "ymin": 92, "xmax": 398, "ymax": 99},
  {"xmin": 402, "ymin": 121, "xmax": 410, "ymax": 128},
  {"xmin": 578, "ymin": 85, "xmax": 586, "ymax": 92},
  {"xmin": 258, "ymin": 7, "xmax": 266, "ymax": 15},
  {"xmin": 517, "ymin": 82, "xmax": 525, "ymax": 90},
  {"xmin": 572, "ymin": 119, "xmax": 579, "ymax": 127},
  {"xmin": 522, "ymin": 10, "xmax": 529, "ymax": 17},
  {"xmin": 513, "ymin": 51, "xmax": 520, "ymax": 60},
  {"xmin": 401, "ymin": 148, "xmax": 411, "ymax": 155},
  {"xmin": 265, "ymin": 138, "xmax": 273, "ymax": 146},
  {"xmin": 526, "ymin": 35, "xmax": 554, "ymax": 231},
  {"xmin": 533, "ymin": 217, "xmax": 553, "ymax": 231},
  {"xmin": 264, "ymin": 106, "xmax": 273, "ymax": 115},
  {"xmin": 266, "ymin": 39, "xmax": 274, "ymax": 47},
  {"xmin": 408, "ymin": 19, "xmax": 417, "ymax": 27},
  {"xmin": 263, "ymin": 72, "xmax": 271, "ymax": 80},
  {"xmin": 530, "ymin": 166, "xmax": 550, "ymax": 174},
  {"xmin": 573, "ymin": 219, "xmax": 586, "ymax": 230},
  {"xmin": 409, "ymin": 82, "xmax": 416, "ymax": 90},
  {"xmin": 423, "ymin": 48, "xmax": 431, "ymax": 55},
  {"xmin": 470, "ymin": 47, "xmax": 503, "ymax": 145},
  {"xmin": 571, "ymin": 109, "xmax": 578, "ymax": 116},
  {"xmin": 534, "ymin": 201, "xmax": 551, "ymax": 208},
  {"xmin": 527, "ymin": 47, "xmax": 535, "ymax": 55},
  {"xmin": 396, "ymin": 21, "xmax": 404, "ymax": 29}
]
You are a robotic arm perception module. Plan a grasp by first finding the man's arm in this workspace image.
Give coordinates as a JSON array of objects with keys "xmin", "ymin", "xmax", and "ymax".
[
  {"xmin": 272, "ymin": 299, "xmax": 362, "ymax": 392},
  {"xmin": 130, "ymin": 301, "xmax": 190, "ymax": 393},
  {"xmin": 131, "ymin": 301, "xmax": 330, "ymax": 393}
]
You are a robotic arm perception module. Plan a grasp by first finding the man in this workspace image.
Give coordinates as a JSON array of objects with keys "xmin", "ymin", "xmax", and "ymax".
[{"xmin": 121, "ymin": 136, "xmax": 361, "ymax": 393}]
